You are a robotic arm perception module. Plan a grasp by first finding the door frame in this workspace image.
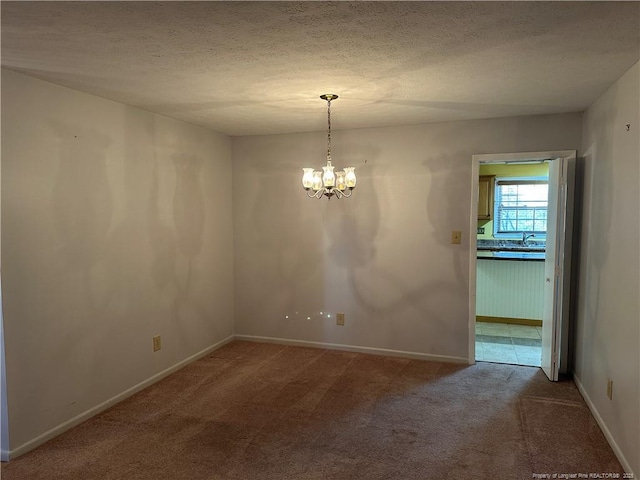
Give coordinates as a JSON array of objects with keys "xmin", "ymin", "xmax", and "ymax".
[{"xmin": 468, "ymin": 150, "xmax": 576, "ymax": 368}]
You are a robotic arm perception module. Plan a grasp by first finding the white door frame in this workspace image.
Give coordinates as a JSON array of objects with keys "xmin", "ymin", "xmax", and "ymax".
[{"xmin": 468, "ymin": 150, "xmax": 576, "ymax": 368}]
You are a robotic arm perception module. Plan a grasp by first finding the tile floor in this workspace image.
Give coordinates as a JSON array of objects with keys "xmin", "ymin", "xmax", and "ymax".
[{"xmin": 475, "ymin": 322, "xmax": 542, "ymax": 367}]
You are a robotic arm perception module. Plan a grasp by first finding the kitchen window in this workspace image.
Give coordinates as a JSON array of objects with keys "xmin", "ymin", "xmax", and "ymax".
[{"xmin": 493, "ymin": 177, "xmax": 548, "ymax": 238}]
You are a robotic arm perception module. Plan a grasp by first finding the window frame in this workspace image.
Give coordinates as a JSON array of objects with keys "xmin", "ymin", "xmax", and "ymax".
[{"xmin": 492, "ymin": 176, "xmax": 549, "ymax": 240}]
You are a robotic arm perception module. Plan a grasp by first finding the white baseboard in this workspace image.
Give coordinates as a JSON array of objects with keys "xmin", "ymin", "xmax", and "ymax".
[
  {"xmin": 234, "ymin": 334, "xmax": 469, "ymax": 364},
  {"xmin": 573, "ymin": 374, "xmax": 634, "ymax": 476},
  {"xmin": 6, "ymin": 334, "xmax": 234, "ymax": 460}
]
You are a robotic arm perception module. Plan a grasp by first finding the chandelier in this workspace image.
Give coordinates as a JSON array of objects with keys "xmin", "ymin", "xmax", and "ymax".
[{"xmin": 302, "ymin": 94, "xmax": 356, "ymax": 199}]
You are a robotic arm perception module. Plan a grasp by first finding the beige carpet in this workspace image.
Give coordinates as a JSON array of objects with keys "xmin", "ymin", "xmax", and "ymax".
[{"xmin": 1, "ymin": 341, "xmax": 624, "ymax": 479}]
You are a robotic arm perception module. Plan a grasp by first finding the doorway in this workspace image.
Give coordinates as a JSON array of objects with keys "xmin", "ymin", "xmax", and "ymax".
[
  {"xmin": 468, "ymin": 151, "xmax": 576, "ymax": 381},
  {"xmin": 475, "ymin": 160, "xmax": 548, "ymax": 367}
]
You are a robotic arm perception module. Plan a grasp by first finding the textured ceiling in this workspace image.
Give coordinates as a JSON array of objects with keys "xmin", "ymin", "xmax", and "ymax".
[{"xmin": 2, "ymin": 1, "xmax": 639, "ymax": 136}]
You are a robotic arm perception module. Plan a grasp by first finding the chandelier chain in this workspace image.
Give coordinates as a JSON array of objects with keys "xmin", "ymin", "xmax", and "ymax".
[{"xmin": 326, "ymin": 98, "xmax": 332, "ymax": 161}]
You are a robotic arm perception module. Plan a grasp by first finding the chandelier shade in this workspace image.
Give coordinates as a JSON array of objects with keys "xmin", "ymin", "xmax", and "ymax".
[{"xmin": 302, "ymin": 94, "xmax": 356, "ymax": 199}]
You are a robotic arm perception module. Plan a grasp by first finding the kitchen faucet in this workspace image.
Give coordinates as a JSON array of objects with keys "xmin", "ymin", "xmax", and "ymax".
[{"xmin": 522, "ymin": 232, "xmax": 535, "ymax": 246}]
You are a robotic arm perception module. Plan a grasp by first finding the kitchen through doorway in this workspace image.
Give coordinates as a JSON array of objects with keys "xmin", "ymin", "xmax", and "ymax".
[
  {"xmin": 470, "ymin": 150, "xmax": 575, "ymax": 380},
  {"xmin": 474, "ymin": 159, "xmax": 549, "ymax": 366}
]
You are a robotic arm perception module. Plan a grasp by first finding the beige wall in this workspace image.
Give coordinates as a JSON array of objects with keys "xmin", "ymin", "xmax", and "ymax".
[
  {"xmin": 1, "ymin": 69, "xmax": 234, "ymax": 453},
  {"xmin": 575, "ymin": 61, "xmax": 639, "ymax": 474},
  {"xmin": 232, "ymin": 113, "xmax": 582, "ymax": 360}
]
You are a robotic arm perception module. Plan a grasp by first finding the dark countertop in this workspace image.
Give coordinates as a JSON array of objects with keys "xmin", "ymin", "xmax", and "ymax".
[
  {"xmin": 477, "ymin": 246, "xmax": 545, "ymax": 252},
  {"xmin": 477, "ymin": 250, "xmax": 545, "ymax": 261},
  {"xmin": 476, "ymin": 240, "xmax": 546, "ymax": 261}
]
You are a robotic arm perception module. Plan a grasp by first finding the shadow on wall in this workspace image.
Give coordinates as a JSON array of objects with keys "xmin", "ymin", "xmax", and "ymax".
[
  {"xmin": 323, "ymin": 143, "xmax": 383, "ymax": 324},
  {"xmin": 424, "ymin": 154, "xmax": 469, "ymax": 287},
  {"xmin": 51, "ymin": 121, "xmax": 113, "ymax": 278},
  {"xmin": 172, "ymin": 152, "xmax": 205, "ymax": 288},
  {"xmin": 47, "ymin": 119, "xmax": 117, "ymax": 413},
  {"xmin": 151, "ymin": 123, "xmax": 229, "ymax": 345},
  {"xmin": 324, "ymin": 144, "xmax": 468, "ymax": 353},
  {"xmin": 50, "ymin": 112, "xmax": 214, "ymax": 358},
  {"xmin": 2, "ymin": 111, "xmax": 226, "ymax": 450},
  {"xmin": 581, "ymin": 101, "xmax": 615, "ymax": 372},
  {"xmin": 246, "ymin": 150, "xmax": 325, "ymax": 324},
  {"xmin": 145, "ymin": 130, "xmax": 210, "ymax": 337},
  {"xmin": 324, "ymin": 161, "xmax": 378, "ymax": 271},
  {"xmin": 579, "ymin": 98, "xmax": 616, "ymax": 423}
]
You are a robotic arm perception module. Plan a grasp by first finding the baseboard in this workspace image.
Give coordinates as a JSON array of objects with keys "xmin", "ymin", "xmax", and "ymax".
[
  {"xmin": 476, "ymin": 316, "xmax": 542, "ymax": 327},
  {"xmin": 573, "ymin": 374, "xmax": 634, "ymax": 476},
  {"xmin": 1, "ymin": 449, "xmax": 9, "ymax": 462},
  {"xmin": 6, "ymin": 334, "xmax": 234, "ymax": 460},
  {"xmin": 234, "ymin": 334, "xmax": 469, "ymax": 364}
]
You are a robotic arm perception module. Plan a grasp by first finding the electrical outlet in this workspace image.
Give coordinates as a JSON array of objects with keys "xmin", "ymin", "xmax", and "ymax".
[
  {"xmin": 451, "ymin": 231, "xmax": 462, "ymax": 244},
  {"xmin": 336, "ymin": 313, "xmax": 345, "ymax": 326},
  {"xmin": 607, "ymin": 379, "xmax": 613, "ymax": 400},
  {"xmin": 153, "ymin": 335, "xmax": 162, "ymax": 352}
]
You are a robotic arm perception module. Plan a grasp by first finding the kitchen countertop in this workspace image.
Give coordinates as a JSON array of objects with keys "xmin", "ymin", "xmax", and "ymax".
[{"xmin": 477, "ymin": 250, "xmax": 545, "ymax": 261}]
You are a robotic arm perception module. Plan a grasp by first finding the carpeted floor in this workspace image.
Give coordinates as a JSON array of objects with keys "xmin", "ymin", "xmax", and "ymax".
[{"xmin": 1, "ymin": 341, "xmax": 624, "ymax": 479}]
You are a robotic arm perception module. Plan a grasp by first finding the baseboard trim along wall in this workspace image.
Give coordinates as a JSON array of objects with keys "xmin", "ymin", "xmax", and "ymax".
[
  {"xmin": 573, "ymin": 375, "xmax": 634, "ymax": 476},
  {"xmin": 6, "ymin": 335, "xmax": 235, "ymax": 460},
  {"xmin": 476, "ymin": 316, "xmax": 542, "ymax": 327},
  {"xmin": 234, "ymin": 334, "xmax": 469, "ymax": 364}
]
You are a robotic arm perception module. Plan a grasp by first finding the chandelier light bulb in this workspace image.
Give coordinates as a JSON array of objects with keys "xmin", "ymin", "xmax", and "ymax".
[
  {"xmin": 336, "ymin": 171, "xmax": 346, "ymax": 191},
  {"xmin": 322, "ymin": 162, "xmax": 336, "ymax": 187},
  {"xmin": 302, "ymin": 168, "xmax": 314, "ymax": 189},
  {"xmin": 344, "ymin": 167, "xmax": 357, "ymax": 188},
  {"xmin": 311, "ymin": 171, "xmax": 323, "ymax": 191}
]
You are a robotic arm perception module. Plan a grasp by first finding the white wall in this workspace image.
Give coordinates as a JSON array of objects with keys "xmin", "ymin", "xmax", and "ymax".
[
  {"xmin": 575, "ymin": 62, "xmax": 639, "ymax": 475},
  {"xmin": 232, "ymin": 113, "xmax": 582, "ymax": 360},
  {"xmin": 1, "ymin": 69, "xmax": 234, "ymax": 454}
]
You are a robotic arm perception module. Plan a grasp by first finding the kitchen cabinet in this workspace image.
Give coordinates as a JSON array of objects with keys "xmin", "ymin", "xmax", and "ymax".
[{"xmin": 478, "ymin": 175, "xmax": 495, "ymax": 220}]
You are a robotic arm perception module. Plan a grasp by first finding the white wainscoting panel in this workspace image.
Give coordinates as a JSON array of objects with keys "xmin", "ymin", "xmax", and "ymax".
[{"xmin": 476, "ymin": 259, "xmax": 545, "ymax": 320}]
